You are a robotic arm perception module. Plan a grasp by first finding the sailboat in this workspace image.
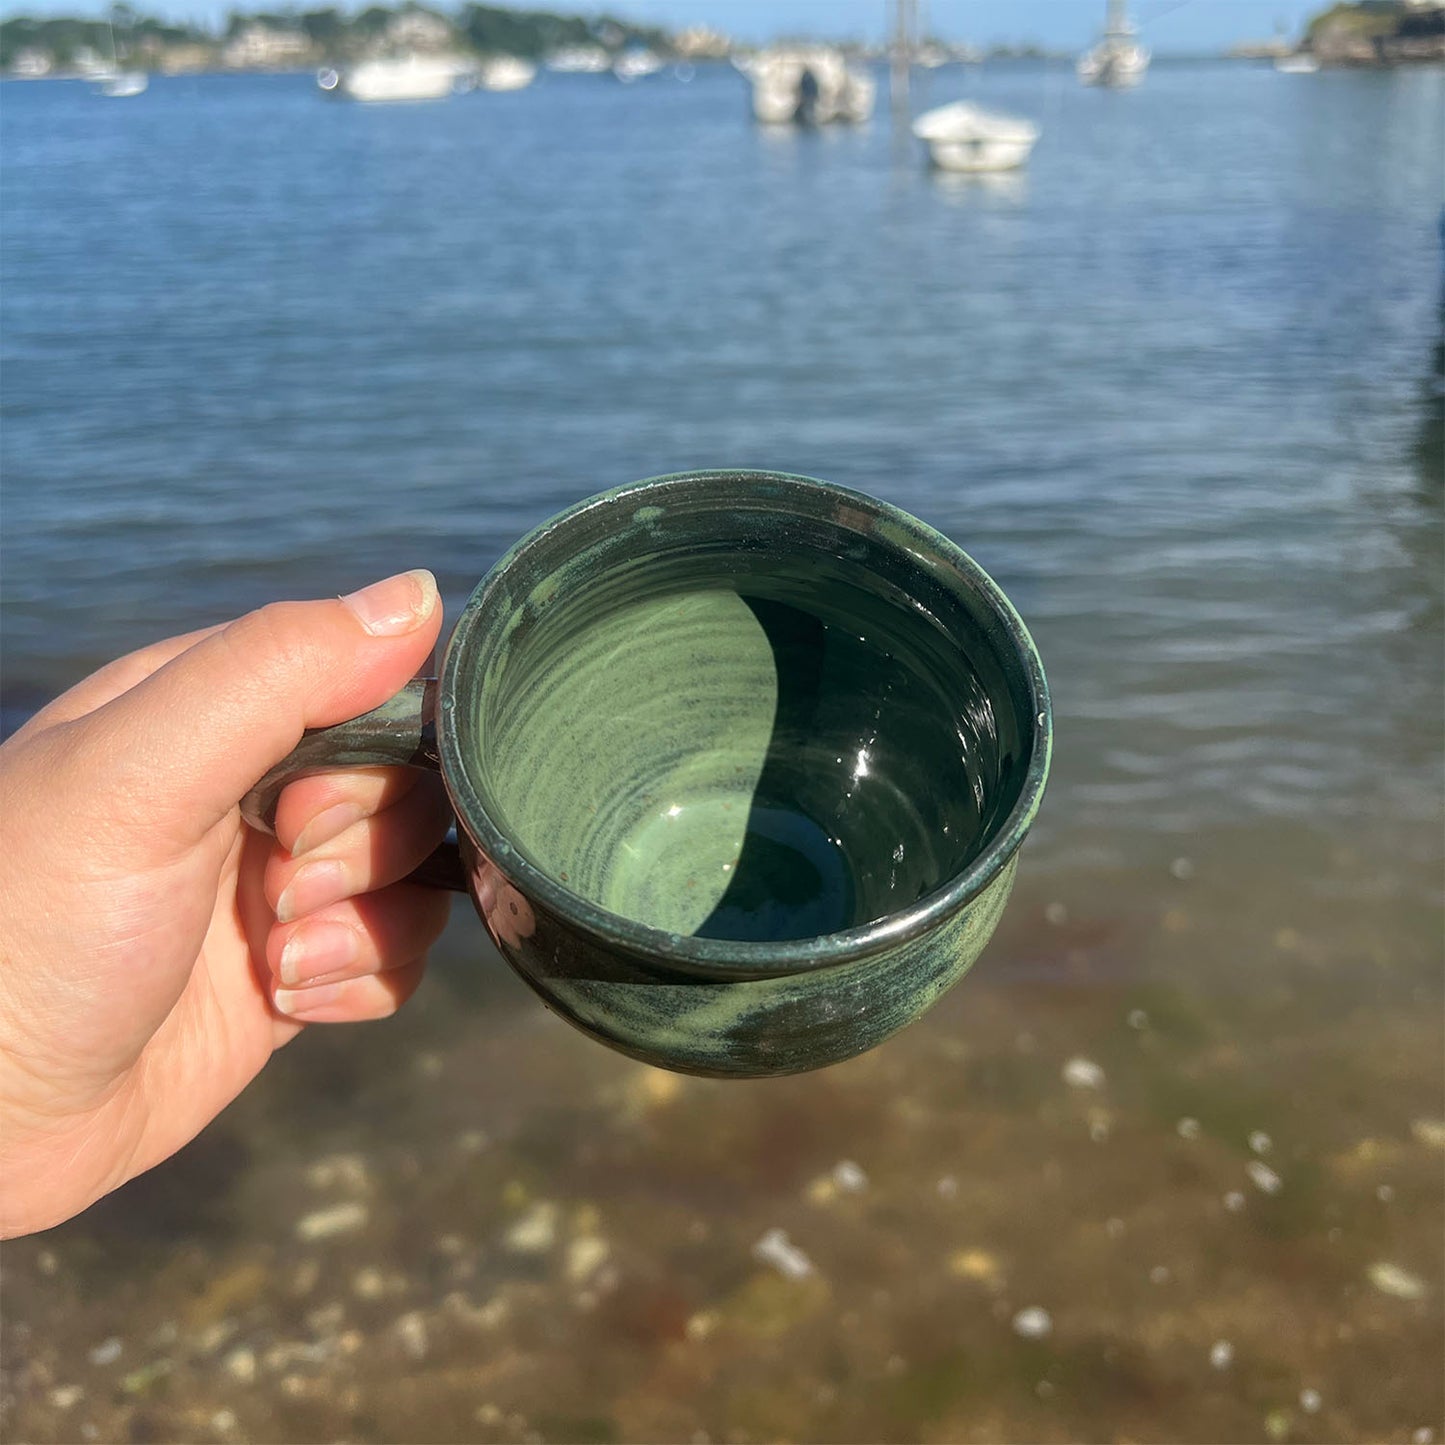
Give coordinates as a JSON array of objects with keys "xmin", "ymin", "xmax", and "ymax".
[
  {"xmin": 92, "ymin": 12, "xmax": 148, "ymax": 97},
  {"xmin": 1077, "ymin": 0, "xmax": 1149, "ymax": 88}
]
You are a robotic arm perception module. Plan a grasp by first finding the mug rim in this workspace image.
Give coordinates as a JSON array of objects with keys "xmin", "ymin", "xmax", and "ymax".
[{"xmin": 439, "ymin": 469, "xmax": 1052, "ymax": 977}]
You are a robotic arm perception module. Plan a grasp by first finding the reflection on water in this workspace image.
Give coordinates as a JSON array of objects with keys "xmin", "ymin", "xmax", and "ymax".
[{"xmin": 1, "ymin": 59, "xmax": 1442, "ymax": 1444}]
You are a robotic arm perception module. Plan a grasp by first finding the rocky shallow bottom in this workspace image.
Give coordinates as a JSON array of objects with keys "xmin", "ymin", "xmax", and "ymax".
[{"xmin": 3, "ymin": 838, "xmax": 1442, "ymax": 1445}]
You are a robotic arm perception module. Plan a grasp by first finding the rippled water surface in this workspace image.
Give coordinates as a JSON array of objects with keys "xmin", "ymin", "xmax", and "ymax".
[{"xmin": 2, "ymin": 60, "xmax": 1442, "ymax": 1444}]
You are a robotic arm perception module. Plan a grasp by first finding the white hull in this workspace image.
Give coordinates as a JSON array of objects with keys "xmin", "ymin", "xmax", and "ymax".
[
  {"xmin": 1077, "ymin": 40, "xmax": 1150, "ymax": 86},
  {"xmin": 912, "ymin": 101, "xmax": 1039, "ymax": 172},
  {"xmin": 95, "ymin": 70, "xmax": 148, "ymax": 97},
  {"xmin": 478, "ymin": 56, "xmax": 536, "ymax": 91},
  {"xmin": 613, "ymin": 50, "xmax": 664, "ymax": 81},
  {"xmin": 547, "ymin": 45, "xmax": 610, "ymax": 73},
  {"xmin": 750, "ymin": 48, "xmax": 875, "ymax": 125},
  {"xmin": 1274, "ymin": 53, "xmax": 1320, "ymax": 73},
  {"xmin": 320, "ymin": 57, "xmax": 462, "ymax": 102}
]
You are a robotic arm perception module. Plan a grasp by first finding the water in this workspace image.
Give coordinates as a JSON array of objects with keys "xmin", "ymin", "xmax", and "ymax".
[{"xmin": 2, "ymin": 62, "xmax": 1442, "ymax": 1444}]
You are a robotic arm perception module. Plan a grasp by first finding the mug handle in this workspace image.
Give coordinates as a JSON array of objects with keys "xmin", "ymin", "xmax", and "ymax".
[{"xmin": 238, "ymin": 677, "xmax": 469, "ymax": 894}]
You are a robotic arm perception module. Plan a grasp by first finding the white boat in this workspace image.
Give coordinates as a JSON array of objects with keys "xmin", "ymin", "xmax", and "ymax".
[
  {"xmin": 478, "ymin": 55, "xmax": 536, "ymax": 90},
  {"xmin": 91, "ymin": 17, "xmax": 147, "ymax": 97},
  {"xmin": 613, "ymin": 48, "xmax": 664, "ymax": 81},
  {"xmin": 547, "ymin": 44, "xmax": 611, "ymax": 73},
  {"xmin": 1077, "ymin": 0, "xmax": 1150, "ymax": 87},
  {"xmin": 1274, "ymin": 52, "xmax": 1320, "ymax": 73},
  {"xmin": 749, "ymin": 47, "xmax": 875, "ymax": 126},
  {"xmin": 912, "ymin": 101, "xmax": 1039, "ymax": 172},
  {"xmin": 317, "ymin": 55, "xmax": 463, "ymax": 102},
  {"xmin": 94, "ymin": 69, "xmax": 148, "ymax": 97}
]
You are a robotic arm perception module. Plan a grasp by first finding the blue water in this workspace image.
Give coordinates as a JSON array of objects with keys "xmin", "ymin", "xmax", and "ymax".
[
  {"xmin": 3, "ymin": 61, "xmax": 1442, "ymax": 875},
  {"xmin": 3, "ymin": 63, "xmax": 1444, "ymax": 1445}
]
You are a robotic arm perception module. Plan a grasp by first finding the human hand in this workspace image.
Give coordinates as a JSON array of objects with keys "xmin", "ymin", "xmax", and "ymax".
[{"xmin": 0, "ymin": 571, "xmax": 452, "ymax": 1237}]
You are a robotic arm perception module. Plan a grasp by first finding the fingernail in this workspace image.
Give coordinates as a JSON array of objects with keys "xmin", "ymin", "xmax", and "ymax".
[
  {"xmin": 279, "ymin": 921, "xmax": 360, "ymax": 986},
  {"xmin": 293, "ymin": 802, "xmax": 365, "ymax": 856},
  {"xmin": 276, "ymin": 859, "xmax": 349, "ymax": 923},
  {"xmin": 275, "ymin": 980, "xmax": 350, "ymax": 1019},
  {"xmin": 341, "ymin": 569, "xmax": 438, "ymax": 637}
]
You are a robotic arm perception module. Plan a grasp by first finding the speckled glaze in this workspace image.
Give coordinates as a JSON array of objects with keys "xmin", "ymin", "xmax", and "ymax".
[{"xmin": 243, "ymin": 471, "xmax": 1051, "ymax": 1077}]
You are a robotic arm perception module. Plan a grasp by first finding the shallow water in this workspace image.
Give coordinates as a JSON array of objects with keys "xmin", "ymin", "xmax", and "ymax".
[{"xmin": 2, "ymin": 59, "xmax": 1442, "ymax": 1443}]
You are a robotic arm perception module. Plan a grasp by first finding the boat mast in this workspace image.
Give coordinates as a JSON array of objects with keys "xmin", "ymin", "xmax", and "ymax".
[{"xmin": 890, "ymin": 0, "xmax": 918, "ymax": 119}]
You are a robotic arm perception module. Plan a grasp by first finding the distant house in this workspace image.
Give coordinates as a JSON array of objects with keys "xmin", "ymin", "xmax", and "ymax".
[
  {"xmin": 221, "ymin": 23, "xmax": 312, "ymax": 70},
  {"xmin": 382, "ymin": 8, "xmax": 454, "ymax": 53},
  {"xmin": 10, "ymin": 46, "xmax": 52, "ymax": 76},
  {"xmin": 674, "ymin": 25, "xmax": 731, "ymax": 59}
]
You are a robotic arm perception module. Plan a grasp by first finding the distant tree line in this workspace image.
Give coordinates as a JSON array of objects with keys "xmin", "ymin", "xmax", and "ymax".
[{"xmin": 0, "ymin": 1, "xmax": 674, "ymax": 68}]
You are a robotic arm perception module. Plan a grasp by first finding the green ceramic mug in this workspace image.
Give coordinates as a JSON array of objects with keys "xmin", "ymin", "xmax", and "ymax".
[{"xmin": 242, "ymin": 470, "xmax": 1051, "ymax": 1077}]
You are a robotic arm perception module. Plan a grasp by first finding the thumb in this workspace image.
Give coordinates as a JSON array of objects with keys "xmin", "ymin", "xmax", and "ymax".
[{"xmin": 84, "ymin": 570, "xmax": 443, "ymax": 842}]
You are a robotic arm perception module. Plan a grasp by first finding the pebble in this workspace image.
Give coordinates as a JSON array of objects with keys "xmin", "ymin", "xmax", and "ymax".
[
  {"xmin": 1149, "ymin": 1265, "xmax": 1171, "ymax": 1285},
  {"xmin": 1376, "ymin": 1183, "xmax": 1395, "ymax": 1203},
  {"xmin": 391, "ymin": 1310, "xmax": 428, "ymax": 1361},
  {"xmin": 1412, "ymin": 1429, "xmax": 1435, "ymax": 1444},
  {"xmin": 475, "ymin": 1404, "xmax": 503, "ymax": 1426},
  {"xmin": 1034, "ymin": 1379, "xmax": 1055, "ymax": 1399},
  {"xmin": 280, "ymin": 1374, "xmax": 307, "ymax": 1400},
  {"xmin": 1265, "ymin": 1408, "xmax": 1291, "ymax": 1441},
  {"xmin": 1209, "ymin": 1339, "xmax": 1234, "ymax": 1370},
  {"xmin": 195, "ymin": 1320, "xmax": 237, "ymax": 1356},
  {"xmin": 1127, "ymin": 1008, "xmax": 1149, "ymax": 1030},
  {"xmin": 1223, "ymin": 1191, "xmax": 1247, "ymax": 1213},
  {"xmin": 948, "ymin": 1248, "xmax": 1002, "ymax": 1285},
  {"xmin": 49, "ymin": 1385, "xmax": 83, "ymax": 1410},
  {"xmin": 352, "ymin": 1267, "xmax": 387, "ymax": 1299},
  {"xmin": 36, "ymin": 1250, "xmax": 58, "ymax": 1277},
  {"xmin": 885, "ymin": 1353, "xmax": 906, "ymax": 1378},
  {"xmin": 305, "ymin": 1153, "xmax": 371, "ymax": 1194},
  {"xmin": 223, "ymin": 1346, "xmax": 256, "ymax": 1384},
  {"xmin": 212, "ymin": 1409, "xmax": 237, "ymax": 1432},
  {"xmin": 1169, "ymin": 856, "xmax": 1195, "ymax": 880},
  {"xmin": 1248, "ymin": 1131, "xmax": 1273, "ymax": 1155},
  {"xmin": 685, "ymin": 1311, "xmax": 718, "ymax": 1342},
  {"xmin": 1011, "ymin": 1306, "xmax": 1053, "ymax": 1339},
  {"xmin": 1410, "ymin": 1118, "xmax": 1445, "ymax": 1151},
  {"xmin": 504, "ymin": 1201, "xmax": 558, "ymax": 1254},
  {"xmin": 1176, "ymin": 1117, "xmax": 1202, "ymax": 1140},
  {"xmin": 936, "ymin": 1175, "xmax": 959, "ymax": 1200},
  {"xmin": 295, "ymin": 1201, "xmax": 368, "ymax": 1242},
  {"xmin": 1246, "ymin": 1161, "xmax": 1283, "ymax": 1195},
  {"xmin": 752, "ymin": 1227, "xmax": 815, "ymax": 1280},
  {"xmin": 1061, "ymin": 1057, "xmax": 1105, "ymax": 1090},
  {"xmin": 1367, "ymin": 1261, "xmax": 1425, "ymax": 1300},
  {"xmin": 1044, "ymin": 901, "xmax": 1068, "ymax": 926},
  {"xmin": 88, "ymin": 1337, "xmax": 123, "ymax": 1367},
  {"xmin": 832, "ymin": 1159, "xmax": 868, "ymax": 1193},
  {"xmin": 1105, "ymin": 1217, "xmax": 1126, "ymax": 1239},
  {"xmin": 565, "ymin": 1235, "xmax": 610, "ymax": 1285},
  {"xmin": 1299, "ymin": 1388, "xmax": 1321, "ymax": 1414},
  {"xmin": 80, "ymin": 1427, "xmax": 98, "ymax": 1442}
]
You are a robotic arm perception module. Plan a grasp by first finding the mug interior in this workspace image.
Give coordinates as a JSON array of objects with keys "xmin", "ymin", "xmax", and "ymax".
[{"xmin": 449, "ymin": 476, "xmax": 1038, "ymax": 946}]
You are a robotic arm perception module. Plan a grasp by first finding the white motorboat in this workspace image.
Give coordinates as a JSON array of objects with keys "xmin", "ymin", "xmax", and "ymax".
[
  {"xmin": 547, "ymin": 44, "xmax": 611, "ymax": 73},
  {"xmin": 749, "ymin": 47, "xmax": 875, "ymax": 125},
  {"xmin": 94, "ymin": 69, "xmax": 148, "ymax": 97},
  {"xmin": 1274, "ymin": 52, "xmax": 1320, "ymax": 73},
  {"xmin": 912, "ymin": 101, "xmax": 1039, "ymax": 172},
  {"xmin": 613, "ymin": 48, "xmax": 665, "ymax": 81},
  {"xmin": 1078, "ymin": 0, "xmax": 1150, "ymax": 87},
  {"xmin": 318, "ymin": 55, "xmax": 463, "ymax": 102},
  {"xmin": 478, "ymin": 55, "xmax": 536, "ymax": 90}
]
